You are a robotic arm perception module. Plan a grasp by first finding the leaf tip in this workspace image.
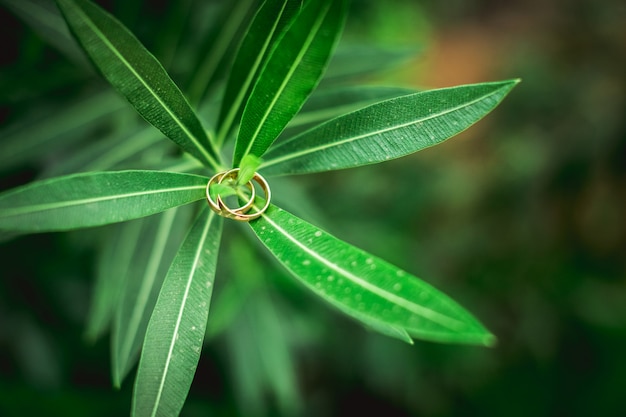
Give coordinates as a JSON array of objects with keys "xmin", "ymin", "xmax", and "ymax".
[
  {"xmin": 111, "ymin": 368, "xmax": 122, "ymax": 390},
  {"xmin": 506, "ymin": 78, "xmax": 522, "ymax": 89},
  {"xmin": 237, "ymin": 154, "xmax": 263, "ymax": 184},
  {"xmin": 481, "ymin": 332, "xmax": 498, "ymax": 347}
]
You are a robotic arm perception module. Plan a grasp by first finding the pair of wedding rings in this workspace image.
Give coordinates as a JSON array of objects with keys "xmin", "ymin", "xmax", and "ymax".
[{"xmin": 205, "ymin": 168, "xmax": 271, "ymax": 221}]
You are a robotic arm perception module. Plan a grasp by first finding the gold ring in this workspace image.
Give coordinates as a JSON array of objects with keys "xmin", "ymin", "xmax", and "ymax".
[
  {"xmin": 205, "ymin": 169, "xmax": 271, "ymax": 222},
  {"xmin": 205, "ymin": 169, "xmax": 255, "ymax": 215}
]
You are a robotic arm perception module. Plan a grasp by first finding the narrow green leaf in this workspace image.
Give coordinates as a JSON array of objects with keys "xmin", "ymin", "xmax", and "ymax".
[
  {"xmin": 56, "ymin": 0, "xmax": 221, "ymax": 170},
  {"xmin": 205, "ymin": 236, "xmax": 263, "ymax": 339},
  {"xmin": 250, "ymin": 205, "xmax": 495, "ymax": 345},
  {"xmin": 132, "ymin": 207, "xmax": 222, "ymax": 417},
  {"xmin": 0, "ymin": 90, "xmax": 126, "ymax": 171},
  {"xmin": 42, "ymin": 126, "xmax": 167, "ymax": 178},
  {"xmin": 215, "ymin": 0, "xmax": 301, "ymax": 145},
  {"xmin": 237, "ymin": 154, "xmax": 262, "ymax": 185},
  {"xmin": 155, "ymin": 157, "xmax": 204, "ymax": 174},
  {"xmin": 151, "ymin": 0, "xmax": 195, "ymax": 71},
  {"xmin": 0, "ymin": 170, "xmax": 209, "ymax": 232},
  {"xmin": 332, "ymin": 302, "xmax": 413, "ymax": 344},
  {"xmin": 85, "ymin": 219, "xmax": 143, "ymax": 342},
  {"xmin": 112, "ymin": 206, "xmax": 194, "ymax": 386},
  {"xmin": 208, "ymin": 183, "xmax": 237, "ymax": 202},
  {"xmin": 321, "ymin": 44, "xmax": 420, "ymax": 85},
  {"xmin": 261, "ymin": 80, "xmax": 520, "ymax": 175},
  {"xmin": 2, "ymin": 0, "xmax": 90, "ymax": 67},
  {"xmin": 233, "ymin": 0, "xmax": 347, "ymax": 166},
  {"xmin": 282, "ymin": 85, "xmax": 418, "ymax": 137},
  {"xmin": 186, "ymin": 0, "xmax": 258, "ymax": 107},
  {"xmin": 227, "ymin": 295, "xmax": 302, "ymax": 416}
]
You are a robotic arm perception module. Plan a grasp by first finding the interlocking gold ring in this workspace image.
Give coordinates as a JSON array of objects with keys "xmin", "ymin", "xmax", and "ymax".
[{"xmin": 205, "ymin": 168, "xmax": 271, "ymax": 222}]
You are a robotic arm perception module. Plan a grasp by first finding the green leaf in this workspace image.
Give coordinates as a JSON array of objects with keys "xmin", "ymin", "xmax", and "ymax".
[
  {"xmin": 187, "ymin": 0, "xmax": 258, "ymax": 107},
  {"xmin": 56, "ymin": 0, "xmax": 221, "ymax": 170},
  {"xmin": 85, "ymin": 219, "xmax": 143, "ymax": 342},
  {"xmin": 226, "ymin": 295, "xmax": 301, "ymax": 416},
  {"xmin": 237, "ymin": 154, "xmax": 262, "ymax": 185},
  {"xmin": 332, "ymin": 302, "xmax": 413, "ymax": 344},
  {"xmin": 205, "ymin": 236, "xmax": 263, "ymax": 339},
  {"xmin": 151, "ymin": 0, "xmax": 195, "ymax": 71},
  {"xmin": 2, "ymin": 0, "xmax": 90, "ymax": 67},
  {"xmin": 132, "ymin": 207, "xmax": 222, "ymax": 417},
  {"xmin": 215, "ymin": 0, "xmax": 301, "ymax": 145},
  {"xmin": 208, "ymin": 183, "xmax": 237, "ymax": 202},
  {"xmin": 112, "ymin": 206, "xmax": 194, "ymax": 386},
  {"xmin": 0, "ymin": 170, "xmax": 209, "ymax": 232},
  {"xmin": 321, "ymin": 44, "xmax": 420, "ymax": 85},
  {"xmin": 282, "ymin": 85, "xmax": 418, "ymax": 137},
  {"xmin": 0, "ymin": 90, "xmax": 126, "ymax": 171},
  {"xmin": 250, "ymin": 204, "xmax": 495, "ymax": 345},
  {"xmin": 233, "ymin": 0, "xmax": 347, "ymax": 166},
  {"xmin": 42, "ymin": 126, "xmax": 167, "ymax": 178},
  {"xmin": 260, "ymin": 80, "xmax": 520, "ymax": 175}
]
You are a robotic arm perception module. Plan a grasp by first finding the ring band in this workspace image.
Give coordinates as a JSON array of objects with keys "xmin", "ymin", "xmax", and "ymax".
[
  {"xmin": 206, "ymin": 169, "xmax": 255, "ymax": 215},
  {"xmin": 205, "ymin": 169, "xmax": 271, "ymax": 222}
]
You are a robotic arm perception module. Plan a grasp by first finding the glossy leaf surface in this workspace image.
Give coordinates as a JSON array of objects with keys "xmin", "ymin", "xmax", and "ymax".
[
  {"xmin": 216, "ymin": 0, "xmax": 300, "ymax": 145},
  {"xmin": 56, "ymin": 0, "xmax": 221, "ymax": 170},
  {"xmin": 111, "ymin": 207, "xmax": 194, "ymax": 386},
  {"xmin": 85, "ymin": 220, "xmax": 143, "ymax": 341},
  {"xmin": 132, "ymin": 208, "xmax": 222, "ymax": 417},
  {"xmin": 261, "ymin": 80, "xmax": 520, "ymax": 175},
  {"xmin": 282, "ymin": 85, "xmax": 418, "ymax": 137},
  {"xmin": 0, "ymin": 171, "xmax": 208, "ymax": 232},
  {"xmin": 250, "ymin": 205, "xmax": 494, "ymax": 345},
  {"xmin": 233, "ymin": 0, "xmax": 347, "ymax": 166}
]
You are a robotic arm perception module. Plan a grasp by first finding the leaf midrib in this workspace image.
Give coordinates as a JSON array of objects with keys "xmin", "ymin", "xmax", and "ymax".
[
  {"xmin": 118, "ymin": 208, "xmax": 178, "ymax": 381},
  {"xmin": 287, "ymin": 99, "xmax": 381, "ymax": 128},
  {"xmin": 240, "ymin": 1, "xmax": 331, "ymax": 161},
  {"xmin": 71, "ymin": 4, "xmax": 219, "ymax": 169},
  {"xmin": 217, "ymin": 0, "xmax": 290, "ymax": 145},
  {"xmin": 0, "ymin": 184, "xmax": 205, "ymax": 217},
  {"xmin": 261, "ymin": 85, "xmax": 508, "ymax": 169},
  {"xmin": 260, "ymin": 211, "xmax": 467, "ymax": 331},
  {"xmin": 149, "ymin": 210, "xmax": 216, "ymax": 417}
]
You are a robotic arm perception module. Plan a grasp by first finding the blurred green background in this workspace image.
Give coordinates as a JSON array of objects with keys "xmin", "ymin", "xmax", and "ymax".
[{"xmin": 1, "ymin": 0, "xmax": 625, "ymax": 416}]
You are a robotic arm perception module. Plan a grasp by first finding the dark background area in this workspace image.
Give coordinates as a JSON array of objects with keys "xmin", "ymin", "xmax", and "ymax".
[{"xmin": 1, "ymin": 0, "xmax": 625, "ymax": 416}]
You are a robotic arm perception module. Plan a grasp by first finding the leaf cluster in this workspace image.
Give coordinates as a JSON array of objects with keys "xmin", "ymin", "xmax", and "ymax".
[{"xmin": 0, "ymin": 0, "xmax": 518, "ymax": 416}]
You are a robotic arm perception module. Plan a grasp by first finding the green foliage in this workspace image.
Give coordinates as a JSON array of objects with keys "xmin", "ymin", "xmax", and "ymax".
[
  {"xmin": 0, "ymin": 171, "xmax": 207, "ymax": 232},
  {"xmin": 0, "ymin": 0, "xmax": 518, "ymax": 416},
  {"xmin": 86, "ymin": 219, "xmax": 143, "ymax": 342},
  {"xmin": 133, "ymin": 208, "xmax": 222, "ymax": 417},
  {"xmin": 237, "ymin": 154, "xmax": 263, "ymax": 185},
  {"xmin": 0, "ymin": 91, "xmax": 126, "ymax": 170},
  {"xmin": 111, "ymin": 207, "xmax": 194, "ymax": 387},
  {"xmin": 233, "ymin": 0, "xmax": 347, "ymax": 166},
  {"xmin": 261, "ymin": 80, "xmax": 519, "ymax": 175},
  {"xmin": 56, "ymin": 0, "xmax": 221, "ymax": 170},
  {"xmin": 215, "ymin": 0, "xmax": 300, "ymax": 145},
  {"xmin": 251, "ymin": 204, "xmax": 494, "ymax": 345}
]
